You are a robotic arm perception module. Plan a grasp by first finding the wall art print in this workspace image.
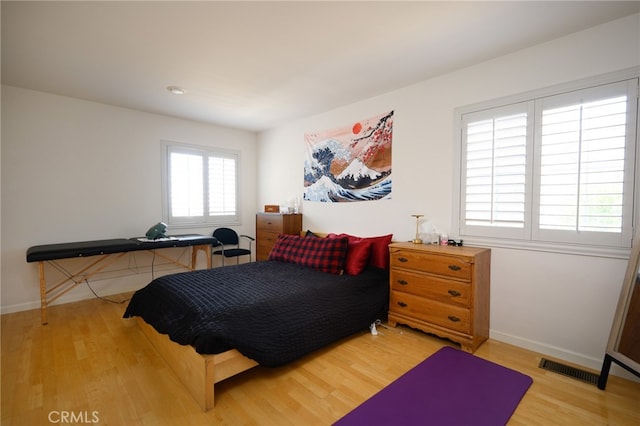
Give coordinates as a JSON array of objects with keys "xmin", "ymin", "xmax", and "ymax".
[{"xmin": 304, "ymin": 110, "xmax": 393, "ymax": 203}]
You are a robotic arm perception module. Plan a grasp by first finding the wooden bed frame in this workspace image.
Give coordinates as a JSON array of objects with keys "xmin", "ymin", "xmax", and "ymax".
[
  {"xmin": 136, "ymin": 317, "xmax": 258, "ymax": 411},
  {"xmin": 133, "ymin": 231, "xmax": 330, "ymax": 411}
]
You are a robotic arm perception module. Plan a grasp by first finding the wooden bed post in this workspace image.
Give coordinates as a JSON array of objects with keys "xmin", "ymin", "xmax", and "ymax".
[{"xmin": 135, "ymin": 318, "xmax": 257, "ymax": 411}]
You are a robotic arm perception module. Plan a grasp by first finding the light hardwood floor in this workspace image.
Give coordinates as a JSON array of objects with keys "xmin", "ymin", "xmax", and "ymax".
[{"xmin": 2, "ymin": 294, "xmax": 639, "ymax": 425}]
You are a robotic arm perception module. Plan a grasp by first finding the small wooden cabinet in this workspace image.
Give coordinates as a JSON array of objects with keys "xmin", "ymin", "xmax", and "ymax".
[
  {"xmin": 388, "ymin": 242, "xmax": 491, "ymax": 353},
  {"xmin": 255, "ymin": 213, "xmax": 303, "ymax": 260}
]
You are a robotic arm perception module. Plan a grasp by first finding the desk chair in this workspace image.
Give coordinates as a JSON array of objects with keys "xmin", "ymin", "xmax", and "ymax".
[{"xmin": 212, "ymin": 228, "xmax": 255, "ymax": 265}]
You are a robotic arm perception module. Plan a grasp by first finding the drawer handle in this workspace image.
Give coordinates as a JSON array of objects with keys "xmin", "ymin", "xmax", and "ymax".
[
  {"xmin": 397, "ymin": 279, "xmax": 408, "ymax": 285},
  {"xmin": 448, "ymin": 265, "xmax": 461, "ymax": 271},
  {"xmin": 398, "ymin": 257, "xmax": 408, "ymax": 263},
  {"xmin": 448, "ymin": 290, "xmax": 461, "ymax": 297},
  {"xmin": 448, "ymin": 315, "xmax": 461, "ymax": 322},
  {"xmin": 397, "ymin": 301, "xmax": 408, "ymax": 308}
]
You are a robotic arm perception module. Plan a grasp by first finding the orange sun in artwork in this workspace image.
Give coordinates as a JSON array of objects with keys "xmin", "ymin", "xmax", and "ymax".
[{"xmin": 352, "ymin": 122, "xmax": 362, "ymax": 134}]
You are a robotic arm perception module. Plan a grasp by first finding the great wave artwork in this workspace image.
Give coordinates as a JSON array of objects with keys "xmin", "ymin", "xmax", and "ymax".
[{"xmin": 304, "ymin": 110, "xmax": 393, "ymax": 203}]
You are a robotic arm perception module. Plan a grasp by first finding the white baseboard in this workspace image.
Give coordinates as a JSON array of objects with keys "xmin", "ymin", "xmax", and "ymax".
[
  {"xmin": 1, "ymin": 300, "xmax": 41, "ymax": 315},
  {"xmin": 490, "ymin": 330, "xmax": 639, "ymax": 382},
  {"xmin": 0, "ymin": 265, "xmax": 189, "ymax": 316},
  {"xmin": 0, "ymin": 280, "xmax": 142, "ymax": 316}
]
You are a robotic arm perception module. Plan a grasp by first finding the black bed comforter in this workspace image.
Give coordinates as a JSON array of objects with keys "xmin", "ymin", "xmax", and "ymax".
[{"xmin": 123, "ymin": 260, "xmax": 389, "ymax": 367}]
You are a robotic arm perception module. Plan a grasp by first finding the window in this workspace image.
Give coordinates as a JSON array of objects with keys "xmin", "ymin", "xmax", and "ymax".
[
  {"xmin": 162, "ymin": 142, "xmax": 240, "ymax": 226},
  {"xmin": 455, "ymin": 72, "xmax": 638, "ymax": 255}
]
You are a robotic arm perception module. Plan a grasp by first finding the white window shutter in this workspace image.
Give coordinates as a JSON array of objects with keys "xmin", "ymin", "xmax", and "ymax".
[
  {"xmin": 169, "ymin": 151, "xmax": 204, "ymax": 218},
  {"xmin": 460, "ymin": 102, "xmax": 532, "ymax": 239},
  {"xmin": 208, "ymin": 156, "xmax": 237, "ymax": 216},
  {"xmin": 533, "ymin": 80, "xmax": 636, "ymax": 247}
]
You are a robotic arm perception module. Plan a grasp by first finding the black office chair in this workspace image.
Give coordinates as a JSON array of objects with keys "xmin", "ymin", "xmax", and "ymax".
[{"xmin": 212, "ymin": 227, "xmax": 255, "ymax": 265}]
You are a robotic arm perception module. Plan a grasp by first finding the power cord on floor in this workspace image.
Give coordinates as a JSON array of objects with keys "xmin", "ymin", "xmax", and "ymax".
[
  {"xmin": 84, "ymin": 279, "xmax": 129, "ymax": 304},
  {"xmin": 370, "ymin": 319, "xmax": 392, "ymax": 336}
]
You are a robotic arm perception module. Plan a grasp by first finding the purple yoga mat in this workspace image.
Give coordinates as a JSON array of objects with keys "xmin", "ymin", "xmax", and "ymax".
[{"xmin": 334, "ymin": 346, "xmax": 533, "ymax": 426}]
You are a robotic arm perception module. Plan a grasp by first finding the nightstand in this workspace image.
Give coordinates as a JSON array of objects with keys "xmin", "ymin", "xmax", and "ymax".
[{"xmin": 388, "ymin": 242, "xmax": 491, "ymax": 352}]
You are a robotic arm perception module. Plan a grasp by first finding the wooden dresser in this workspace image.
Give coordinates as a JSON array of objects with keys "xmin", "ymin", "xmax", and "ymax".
[
  {"xmin": 255, "ymin": 213, "xmax": 303, "ymax": 260},
  {"xmin": 388, "ymin": 242, "xmax": 491, "ymax": 352}
]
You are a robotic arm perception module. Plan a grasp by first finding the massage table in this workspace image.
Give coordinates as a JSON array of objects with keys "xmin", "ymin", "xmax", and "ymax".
[{"xmin": 26, "ymin": 234, "xmax": 217, "ymax": 324}]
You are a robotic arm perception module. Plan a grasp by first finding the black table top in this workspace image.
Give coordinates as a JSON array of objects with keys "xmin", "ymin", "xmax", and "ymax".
[{"xmin": 26, "ymin": 235, "xmax": 217, "ymax": 262}]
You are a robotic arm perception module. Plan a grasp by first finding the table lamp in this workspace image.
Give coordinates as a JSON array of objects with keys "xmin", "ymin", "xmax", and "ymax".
[{"xmin": 411, "ymin": 214, "xmax": 423, "ymax": 244}]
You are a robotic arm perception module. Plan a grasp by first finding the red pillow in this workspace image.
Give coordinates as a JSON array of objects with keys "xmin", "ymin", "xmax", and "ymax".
[
  {"xmin": 327, "ymin": 233, "xmax": 392, "ymax": 272},
  {"xmin": 268, "ymin": 234, "xmax": 348, "ymax": 274},
  {"xmin": 343, "ymin": 238, "xmax": 372, "ymax": 275},
  {"xmin": 365, "ymin": 234, "xmax": 393, "ymax": 270}
]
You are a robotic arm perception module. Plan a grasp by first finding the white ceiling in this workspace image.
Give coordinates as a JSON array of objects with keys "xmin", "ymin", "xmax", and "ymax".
[{"xmin": 2, "ymin": 1, "xmax": 639, "ymax": 132}]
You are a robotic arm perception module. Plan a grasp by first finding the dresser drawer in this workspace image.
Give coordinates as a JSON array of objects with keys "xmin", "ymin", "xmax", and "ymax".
[
  {"xmin": 390, "ymin": 250, "xmax": 471, "ymax": 280},
  {"xmin": 256, "ymin": 214, "xmax": 283, "ymax": 232},
  {"xmin": 389, "ymin": 291, "xmax": 471, "ymax": 334},
  {"xmin": 390, "ymin": 269, "xmax": 470, "ymax": 307},
  {"xmin": 257, "ymin": 232, "xmax": 279, "ymax": 250}
]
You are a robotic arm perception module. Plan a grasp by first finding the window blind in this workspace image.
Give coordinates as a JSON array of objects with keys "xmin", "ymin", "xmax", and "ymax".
[
  {"xmin": 208, "ymin": 156, "xmax": 237, "ymax": 216},
  {"xmin": 169, "ymin": 151, "xmax": 204, "ymax": 217},
  {"xmin": 465, "ymin": 112, "xmax": 528, "ymax": 228},
  {"xmin": 539, "ymin": 96, "xmax": 627, "ymax": 233}
]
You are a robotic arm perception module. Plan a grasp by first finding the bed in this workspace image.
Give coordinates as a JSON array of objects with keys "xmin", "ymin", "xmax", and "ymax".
[{"xmin": 123, "ymin": 232, "xmax": 392, "ymax": 410}]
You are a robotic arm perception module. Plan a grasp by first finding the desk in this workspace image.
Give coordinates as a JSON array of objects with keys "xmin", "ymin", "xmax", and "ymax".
[{"xmin": 26, "ymin": 235, "xmax": 216, "ymax": 324}]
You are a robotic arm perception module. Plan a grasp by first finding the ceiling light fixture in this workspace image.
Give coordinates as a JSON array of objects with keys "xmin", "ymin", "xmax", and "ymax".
[{"xmin": 167, "ymin": 85, "xmax": 186, "ymax": 95}]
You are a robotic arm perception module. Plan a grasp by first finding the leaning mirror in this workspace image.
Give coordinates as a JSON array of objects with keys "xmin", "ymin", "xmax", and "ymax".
[{"xmin": 598, "ymin": 231, "xmax": 640, "ymax": 389}]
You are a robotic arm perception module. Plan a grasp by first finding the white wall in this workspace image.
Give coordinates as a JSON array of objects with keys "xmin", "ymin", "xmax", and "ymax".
[
  {"xmin": 1, "ymin": 86, "xmax": 258, "ymax": 312},
  {"xmin": 257, "ymin": 14, "xmax": 640, "ymax": 373}
]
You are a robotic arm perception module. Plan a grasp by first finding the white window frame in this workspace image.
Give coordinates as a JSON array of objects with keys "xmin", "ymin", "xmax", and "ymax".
[
  {"xmin": 453, "ymin": 68, "xmax": 639, "ymax": 258},
  {"xmin": 161, "ymin": 141, "xmax": 241, "ymax": 227}
]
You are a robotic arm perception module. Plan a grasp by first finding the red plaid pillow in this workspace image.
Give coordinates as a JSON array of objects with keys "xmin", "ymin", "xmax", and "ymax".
[{"xmin": 268, "ymin": 234, "xmax": 348, "ymax": 274}]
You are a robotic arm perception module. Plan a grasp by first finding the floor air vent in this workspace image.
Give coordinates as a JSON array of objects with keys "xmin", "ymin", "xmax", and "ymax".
[{"xmin": 538, "ymin": 358, "xmax": 599, "ymax": 385}]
